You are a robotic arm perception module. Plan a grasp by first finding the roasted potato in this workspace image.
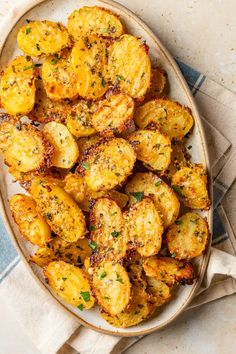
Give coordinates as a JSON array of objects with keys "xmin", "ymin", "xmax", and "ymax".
[
  {"xmin": 64, "ymin": 173, "xmax": 86, "ymax": 204},
  {"xmin": 10, "ymin": 194, "xmax": 51, "ymax": 246},
  {"xmin": 171, "ymin": 164, "xmax": 210, "ymax": 209},
  {"xmin": 108, "ymin": 34, "xmax": 151, "ymax": 99},
  {"xmin": 166, "ymin": 212, "xmax": 209, "ymax": 260},
  {"xmin": 145, "ymin": 67, "xmax": 168, "ymax": 101},
  {"xmin": 134, "ymin": 98, "xmax": 194, "ymax": 140},
  {"xmin": 165, "ymin": 141, "xmax": 189, "ymax": 179},
  {"xmin": 100, "ymin": 284, "xmax": 150, "ymax": 327},
  {"xmin": 92, "ymin": 93, "xmax": 134, "ymax": 134},
  {"xmin": 42, "ymin": 50, "xmax": 78, "ymax": 101},
  {"xmin": 45, "ymin": 261, "xmax": 95, "ymax": 309},
  {"xmin": 81, "ymin": 138, "xmax": 136, "ymax": 191},
  {"xmin": 68, "ymin": 6, "xmax": 124, "ymax": 40},
  {"xmin": 125, "ymin": 172, "xmax": 180, "ymax": 228},
  {"xmin": 0, "ymin": 118, "xmax": 53, "ymax": 173},
  {"xmin": 66, "ymin": 100, "xmax": 96, "ymax": 137},
  {"xmin": 89, "ymin": 197, "xmax": 127, "ymax": 259},
  {"xmin": 127, "ymin": 129, "xmax": 172, "ymax": 173},
  {"xmin": 71, "ymin": 35, "xmax": 108, "ymax": 99},
  {"xmin": 31, "ymin": 237, "xmax": 91, "ymax": 267},
  {"xmin": 0, "ymin": 56, "xmax": 35, "ymax": 116},
  {"xmin": 77, "ymin": 135, "xmax": 103, "ymax": 158},
  {"xmin": 43, "ymin": 122, "xmax": 79, "ymax": 169},
  {"xmin": 124, "ymin": 197, "xmax": 163, "ymax": 257},
  {"xmin": 143, "ymin": 257, "xmax": 195, "ymax": 285},
  {"xmin": 92, "ymin": 261, "xmax": 131, "ymax": 315},
  {"xmin": 30, "ymin": 177, "xmax": 86, "ymax": 242},
  {"xmin": 17, "ymin": 20, "xmax": 70, "ymax": 57},
  {"xmin": 146, "ymin": 277, "xmax": 171, "ymax": 307}
]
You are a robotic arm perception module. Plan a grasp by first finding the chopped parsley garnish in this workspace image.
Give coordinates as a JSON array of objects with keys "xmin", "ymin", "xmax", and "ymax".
[
  {"xmin": 172, "ymin": 185, "xmax": 183, "ymax": 196},
  {"xmin": 26, "ymin": 27, "xmax": 31, "ymax": 35},
  {"xmin": 50, "ymin": 55, "xmax": 60, "ymax": 65},
  {"xmin": 101, "ymin": 77, "xmax": 106, "ymax": 87},
  {"xmin": 155, "ymin": 181, "xmax": 162, "ymax": 187},
  {"xmin": 116, "ymin": 273, "xmax": 124, "ymax": 283},
  {"xmin": 187, "ymin": 145, "xmax": 192, "ymax": 150},
  {"xmin": 111, "ymin": 211, "xmax": 118, "ymax": 216},
  {"xmin": 89, "ymin": 241, "xmax": 97, "ymax": 251},
  {"xmin": 88, "ymin": 225, "xmax": 96, "ymax": 231},
  {"xmin": 77, "ymin": 304, "xmax": 83, "ymax": 311},
  {"xmin": 116, "ymin": 74, "xmax": 125, "ymax": 81},
  {"xmin": 175, "ymin": 220, "xmax": 182, "ymax": 225},
  {"xmin": 23, "ymin": 65, "xmax": 33, "ymax": 71},
  {"xmin": 190, "ymin": 219, "xmax": 197, "ymax": 224},
  {"xmin": 26, "ymin": 19, "xmax": 31, "ymax": 23},
  {"xmin": 82, "ymin": 161, "xmax": 90, "ymax": 170},
  {"xmin": 36, "ymin": 43, "xmax": 40, "ymax": 51},
  {"xmin": 171, "ymin": 252, "xmax": 177, "ymax": 258},
  {"xmin": 80, "ymin": 291, "xmax": 90, "ymax": 302},
  {"xmin": 130, "ymin": 191, "xmax": 144, "ymax": 202},
  {"xmin": 62, "ymin": 277, "xmax": 67, "ymax": 281},
  {"xmin": 111, "ymin": 231, "xmax": 120, "ymax": 238},
  {"xmin": 100, "ymin": 271, "xmax": 107, "ymax": 279}
]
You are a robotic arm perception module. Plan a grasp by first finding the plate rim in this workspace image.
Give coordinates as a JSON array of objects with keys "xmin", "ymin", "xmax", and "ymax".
[{"xmin": 0, "ymin": 0, "xmax": 213, "ymax": 336}]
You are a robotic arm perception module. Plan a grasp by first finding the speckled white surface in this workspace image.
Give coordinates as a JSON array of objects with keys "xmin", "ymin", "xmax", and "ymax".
[{"xmin": 0, "ymin": 1, "xmax": 235, "ymax": 354}]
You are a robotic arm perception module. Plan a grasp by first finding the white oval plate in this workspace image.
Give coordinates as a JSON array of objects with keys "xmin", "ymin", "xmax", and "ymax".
[{"xmin": 0, "ymin": 0, "xmax": 212, "ymax": 336}]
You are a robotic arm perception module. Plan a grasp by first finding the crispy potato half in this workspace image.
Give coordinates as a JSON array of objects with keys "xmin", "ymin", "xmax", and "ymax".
[
  {"xmin": 89, "ymin": 197, "xmax": 127, "ymax": 259},
  {"xmin": 43, "ymin": 122, "xmax": 79, "ymax": 169},
  {"xmin": 30, "ymin": 177, "xmax": 86, "ymax": 242},
  {"xmin": 145, "ymin": 67, "xmax": 168, "ymax": 101},
  {"xmin": 66, "ymin": 100, "xmax": 96, "ymax": 137},
  {"xmin": 171, "ymin": 164, "xmax": 210, "ymax": 209},
  {"xmin": 77, "ymin": 135, "xmax": 103, "ymax": 158},
  {"xmin": 71, "ymin": 35, "xmax": 108, "ymax": 99},
  {"xmin": 0, "ymin": 119, "xmax": 53, "ymax": 173},
  {"xmin": 10, "ymin": 194, "xmax": 51, "ymax": 246},
  {"xmin": 92, "ymin": 93, "xmax": 134, "ymax": 134},
  {"xmin": 45, "ymin": 261, "xmax": 95, "ymax": 309},
  {"xmin": 108, "ymin": 34, "xmax": 151, "ymax": 99},
  {"xmin": 42, "ymin": 50, "xmax": 78, "ymax": 101},
  {"xmin": 64, "ymin": 173, "xmax": 86, "ymax": 204},
  {"xmin": 0, "ymin": 56, "xmax": 35, "ymax": 116},
  {"xmin": 134, "ymin": 98, "xmax": 194, "ymax": 140},
  {"xmin": 31, "ymin": 237, "xmax": 91, "ymax": 267},
  {"xmin": 146, "ymin": 277, "xmax": 171, "ymax": 307},
  {"xmin": 166, "ymin": 212, "xmax": 209, "ymax": 260},
  {"xmin": 100, "ymin": 284, "xmax": 150, "ymax": 327},
  {"xmin": 124, "ymin": 197, "xmax": 163, "ymax": 257},
  {"xmin": 92, "ymin": 261, "xmax": 131, "ymax": 315},
  {"xmin": 143, "ymin": 257, "xmax": 195, "ymax": 285},
  {"xmin": 68, "ymin": 6, "xmax": 124, "ymax": 39},
  {"xmin": 165, "ymin": 141, "xmax": 189, "ymax": 179},
  {"xmin": 17, "ymin": 20, "xmax": 70, "ymax": 57},
  {"xmin": 127, "ymin": 129, "xmax": 172, "ymax": 173},
  {"xmin": 81, "ymin": 138, "xmax": 136, "ymax": 191},
  {"xmin": 125, "ymin": 172, "xmax": 180, "ymax": 228}
]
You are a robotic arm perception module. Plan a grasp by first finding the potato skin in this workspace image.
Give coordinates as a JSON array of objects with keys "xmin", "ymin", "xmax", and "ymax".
[
  {"xmin": 166, "ymin": 212, "xmax": 209, "ymax": 260},
  {"xmin": 43, "ymin": 122, "xmax": 79, "ymax": 169},
  {"xmin": 108, "ymin": 34, "xmax": 151, "ymax": 99},
  {"xmin": 10, "ymin": 194, "xmax": 51, "ymax": 246},
  {"xmin": 171, "ymin": 164, "xmax": 210, "ymax": 210},
  {"xmin": 144, "ymin": 67, "xmax": 168, "ymax": 101},
  {"xmin": 127, "ymin": 129, "xmax": 172, "ymax": 173},
  {"xmin": 71, "ymin": 35, "xmax": 108, "ymax": 100},
  {"xmin": 0, "ymin": 118, "xmax": 53, "ymax": 173},
  {"xmin": 92, "ymin": 261, "xmax": 131, "ymax": 315},
  {"xmin": 68, "ymin": 6, "xmax": 124, "ymax": 39},
  {"xmin": 30, "ymin": 177, "xmax": 86, "ymax": 242},
  {"xmin": 45, "ymin": 261, "xmax": 95, "ymax": 309},
  {"xmin": 17, "ymin": 20, "xmax": 70, "ymax": 57},
  {"xmin": 66, "ymin": 100, "xmax": 96, "ymax": 137},
  {"xmin": 0, "ymin": 56, "xmax": 35, "ymax": 116},
  {"xmin": 92, "ymin": 93, "xmax": 134, "ymax": 134},
  {"xmin": 134, "ymin": 98, "xmax": 194, "ymax": 140},
  {"xmin": 165, "ymin": 141, "xmax": 189, "ymax": 180},
  {"xmin": 125, "ymin": 172, "xmax": 180, "ymax": 228},
  {"xmin": 124, "ymin": 197, "xmax": 163, "ymax": 257},
  {"xmin": 81, "ymin": 138, "xmax": 136, "ymax": 191},
  {"xmin": 143, "ymin": 257, "xmax": 195, "ymax": 285}
]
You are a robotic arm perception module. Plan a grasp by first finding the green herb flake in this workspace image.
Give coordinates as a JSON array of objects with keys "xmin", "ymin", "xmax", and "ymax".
[
  {"xmin": 116, "ymin": 74, "xmax": 125, "ymax": 81},
  {"xmin": 116, "ymin": 273, "xmax": 124, "ymax": 283},
  {"xmin": 80, "ymin": 291, "xmax": 90, "ymax": 302},
  {"xmin": 190, "ymin": 219, "xmax": 197, "ymax": 224},
  {"xmin": 50, "ymin": 56, "xmax": 60, "ymax": 65},
  {"xmin": 172, "ymin": 185, "xmax": 183, "ymax": 196},
  {"xmin": 111, "ymin": 231, "xmax": 120, "ymax": 238},
  {"xmin": 100, "ymin": 271, "xmax": 107, "ymax": 279},
  {"xmin": 175, "ymin": 220, "xmax": 182, "ymax": 225},
  {"xmin": 62, "ymin": 277, "xmax": 67, "ymax": 281},
  {"xmin": 130, "ymin": 191, "xmax": 144, "ymax": 202},
  {"xmin": 23, "ymin": 65, "xmax": 33, "ymax": 71},
  {"xmin": 88, "ymin": 225, "xmax": 96, "ymax": 231},
  {"xmin": 171, "ymin": 252, "xmax": 177, "ymax": 258},
  {"xmin": 77, "ymin": 303, "xmax": 84, "ymax": 311},
  {"xmin": 111, "ymin": 211, "xmax": 118, "ymax": 216},
  {"xmin": 155, "ymin": 181, "xmax": 162, "ymax": 187},
  {"xmin": 101, "ymin": 77, "xmax": 106, "ymax": 87},
  {"xmin": 26, "ymin": 27, "xmax": 31, "ymax": 35},
  {"xmin": 187, "ymin": 145, "xmax": 192, "ymax": 150},
  {"xmin": 82, "ymin": 161, "xmax": 90, "ymax": 170},
  {"xmin": 36, "ymin": 43, "xmax": 40, "ymax": 51},
  {"xmin": 89, "ymin": 241, "xmax": 97, "ymax": 251},
  {"xmin": 26, "ymin": 19, "xmax": 31, "ymax": 23}
]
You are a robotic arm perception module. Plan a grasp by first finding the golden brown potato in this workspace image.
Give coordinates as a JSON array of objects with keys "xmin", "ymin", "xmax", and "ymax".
[
  {"xmin": 68, "ymin": 6, "xmax": 124, "ymax": 40},
  {"xmin": 0, "ymin": 56, "xmax": 35, "ymax": 116},
  {"xmin": 165, "ymin": 141, "xmax": 189, "ymax": 179},
  {"xmin": 134, "ymin": 98, "xmax": 194, "ymax": 140},
  {"xmin": 127, "ymin": 129, "xmax": 172, "ymax": 173},
  {"xmin": 146, "ymin": 277, "xmax": 171, "ymax": 307},
  {"xmin": 45, "ymin": 261, "xmax": 95, "ymax": 309},
  {"xmin": 77, "ymin": 135, "xmax": 103, "ymax": 158},
  {"xmin": 0, "ymin": 118, "xmax": 53, "ymax": 173},
  {"xmin": 30, "ymin": 177, "xmax": 86, "ymax": 242},
  {"xmin": 42, "ymin": 50, "xmax": 78, "ymax": 101},
  {"xmin": 31, "ymin": 237, "xmax": 91, "ymax": 267},
  {"xmin": 108, "ymin": 34, "xmax": 151, "ymax": 99},
  {"xmin": 92, "ymin": 261, "xmax": 131, "ymax": 315},
  {"xmin": 166, "ymin": 212, "xmax": 209, "ymax": 259},
  {"xmin": 125, "ymin": 172, "xmax": 180, "ymax": 228},
  {"xmin": 100, "ymin": 284, "xmax": 150, "ymax": 327},
  {"xmin": 124, "ymin": 197, "xmax": 163, "ymax": 257},
  {"xmin": 92, "ymin": 93, "xmax": 134, "ymax": 134},
  {"xmin": 171, "ymin": 164, "xmax": 210, "ymax": 210},
  {"xmin": 71, "ymin": 35, "xmax": 108, "ymax": 99},
  {"xmin": 64, "ymin": 173, "xmax": 86, "ymax": 204},
  {"xmin": 144, "ymin": 67, "xmax": 168, "ymax": 101},
  {"xmin": 43, "ymin": 122, "xmax": 79, "ymax": 169},
  {"xmin": 66, "ymin": 100, "xmax": 96, "ymax": 137},
  {"xmin": 10, "ymin": 194, "xmax": 51, "ymax": 246},
  {"xmin": 89, "ymin": 197, "xmax": 127, "ymax": 259},
  {"xmin": 143, "ymin": 257, "xmax": 195, "ymax": 285},
  {"xmin": 81, "ymin": 138, "xmax": 136, "ymax": 191},
  {"xmin": 17, "ymin": 20, "xmax": 70, "ymax": 57}
]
